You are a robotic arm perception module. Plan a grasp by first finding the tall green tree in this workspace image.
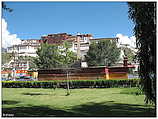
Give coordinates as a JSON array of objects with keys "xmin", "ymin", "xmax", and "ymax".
[
  {"xmin": 34, "ymin": 43, "xmax": 61, "ymax": 69},
  {"xmin": 128, "ymin": 2, "xmax": 156, "ymax": 104},
  {"xmin": 34, "ymin": 42, "xmax": 77, "ymax": 69},
  {"xmin": 59, "ymin": 41, "xmax": 77, "ymax": 68},
  {"xmin": 85, "ymin": 40, "xmax": 120, "ymax": 66},
  {"xmin": 58, "ymin": 41, "xmax": 77, "ymax": 95},
  {"xmin": 34, "ymin": 41, "xmax": 77, "ymax": 95}
]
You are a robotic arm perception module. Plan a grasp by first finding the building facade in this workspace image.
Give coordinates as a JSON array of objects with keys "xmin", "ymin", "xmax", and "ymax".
[
  {"xmin": 7, "ymin": 39, "xmax": 40, "ymax": 57},
  {"xmin": 5, "ymin": 39, "xmax": 40, "ymax": 71},
  {"xmin": 40, "ymin": 33, "xmax": 93, "ymax": 60}
]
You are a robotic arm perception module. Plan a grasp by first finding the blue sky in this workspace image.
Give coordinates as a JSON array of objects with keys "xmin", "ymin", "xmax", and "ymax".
[{"xmin": 3, "ymin": 2, "xmax": 134, "ymax": 40}]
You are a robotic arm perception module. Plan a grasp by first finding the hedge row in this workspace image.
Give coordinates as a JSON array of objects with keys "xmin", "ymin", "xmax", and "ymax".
[{"xmin": 2, "ymin": 79, "xmax": 140, "ymax": 89}]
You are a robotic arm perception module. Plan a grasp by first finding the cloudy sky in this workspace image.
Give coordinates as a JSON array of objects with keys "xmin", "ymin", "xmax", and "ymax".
[
  {"xmin": 2, "ymin": 2, "xmax": 136, "ymax": 48},
  {"xmin": 2, "ymin": 18, "xmax": 21, "ymax": 48}
]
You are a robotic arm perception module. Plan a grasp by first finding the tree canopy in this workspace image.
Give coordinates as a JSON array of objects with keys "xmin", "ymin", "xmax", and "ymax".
[
  {"xmin": 85, "ymin": 40, "xmax": 120, "ymax": 66},
  {"xmin": 34, "ymin": 43, "xmax": 61, "ymax": 69},
  {"xmin": 59, "ymin": 41, "xmax": 77, "ymax": 68},
  {"xmin": 128, "ymin": 2, "xmax": 156, "ymax": 104},
  {"xmin": 2, "ymin": 52, "xmax": 12, "ymax": 65},
  {"xmin": 34, "ymin": 42, "xmax": 77, "ymax": 69},
  {"xmin": 2, "ymin": 2, "xmax": 13, "ymax": 12},
  {"xmin": 121, "ymin": 46, "xmax": 136, "ymax": 63}
]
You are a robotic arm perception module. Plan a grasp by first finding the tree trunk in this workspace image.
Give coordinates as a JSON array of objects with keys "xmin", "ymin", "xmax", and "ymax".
[{"xmin": 66, "ymin": 71, "xmax": 70, "ymax": 96}]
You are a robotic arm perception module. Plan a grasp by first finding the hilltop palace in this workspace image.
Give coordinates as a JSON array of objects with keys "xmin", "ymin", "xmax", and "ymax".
[{"xmin": 2, "ymin": 33, "xmax": 138, "ymax": 76}]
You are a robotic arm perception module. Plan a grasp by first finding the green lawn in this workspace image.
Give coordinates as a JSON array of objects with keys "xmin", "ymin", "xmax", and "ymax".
[{"xmin": 2, "ymin": 88, "xmax": 156, "ymax": 117}]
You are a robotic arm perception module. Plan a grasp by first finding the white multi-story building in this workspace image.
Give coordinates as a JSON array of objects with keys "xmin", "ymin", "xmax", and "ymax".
[
  {"xmin": 68, "ymin": 33, "xmax": 93, "ymax": 60},
  {"xmin": 5, "ymin": 39, "xmax": 40, "ymax": 70},
  {"xmin": 7, "ymin": 39, "xmax": 40, "ymax": 57}
]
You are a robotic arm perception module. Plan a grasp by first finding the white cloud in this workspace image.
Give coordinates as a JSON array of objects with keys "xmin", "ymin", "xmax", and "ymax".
[
  {"xmin": 116, "ymin": 33, "xmax": 136, "ymax": 49},
  {"xmin": 2, "ymin": 18, "xmax": 21, "ymax": 48}
]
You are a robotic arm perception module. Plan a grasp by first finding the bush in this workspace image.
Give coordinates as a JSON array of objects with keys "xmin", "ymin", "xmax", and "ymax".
[{"xmin": 2, "ymin": 79, "xmax": 140, "ymax": 89}]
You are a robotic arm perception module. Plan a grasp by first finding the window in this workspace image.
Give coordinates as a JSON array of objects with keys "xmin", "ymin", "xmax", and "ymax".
[{"xmin": 20, "ymin": 46, "xmax": 27, "ymax": 50}]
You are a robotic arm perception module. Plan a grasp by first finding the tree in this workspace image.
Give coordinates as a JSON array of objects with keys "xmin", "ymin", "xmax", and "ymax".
[
  {"xmin": 85, "ymin": 40, "xmax": 120, "ymax": 66},
  {"xmin": 34, "ymin": 42, "xmax": 77, "ymax": 70},
  {"xmin": 121, "ymin": 46, "xmax": 136, "ymax": 63},
  {"xmin": 2, "ymin": 2, "xmax": 13, "ymax": 12},
  {"xmin": 59, "ymin": 41, "xmax": 77, "ymax": 68},
  {"xmin": 128, "ymin": 2, "xmax": 156, "ymax": 104},
  {"xmin": 2, "ymin": 52, "xmax": 12, "ymax": 65},
  {"xmin": 34, "ymin": 43, "xmax": 61, "ymax": 69},
  {"xmin": 34, "ymin": 41, "xmax": 77, "ymax": 95},
  {"xmin": 58, "ymin": 41, "xmax": 77, "ymax": 95}
]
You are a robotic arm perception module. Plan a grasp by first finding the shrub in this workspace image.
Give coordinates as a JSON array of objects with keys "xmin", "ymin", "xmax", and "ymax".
[{"xmin": 2, "ymin": 79, "xmax": 140, "ymax": 89}]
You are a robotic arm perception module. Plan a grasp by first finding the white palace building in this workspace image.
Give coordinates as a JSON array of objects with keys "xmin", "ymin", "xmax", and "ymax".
[{"xmin": 4, "ymin": 33, "xmax": 136, "ymax": 71}]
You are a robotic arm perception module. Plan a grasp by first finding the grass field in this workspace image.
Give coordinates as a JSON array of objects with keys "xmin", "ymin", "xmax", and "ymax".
[{"xmin": 2, "ymin": 88, "xmax": 156, "ymax": 117}]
